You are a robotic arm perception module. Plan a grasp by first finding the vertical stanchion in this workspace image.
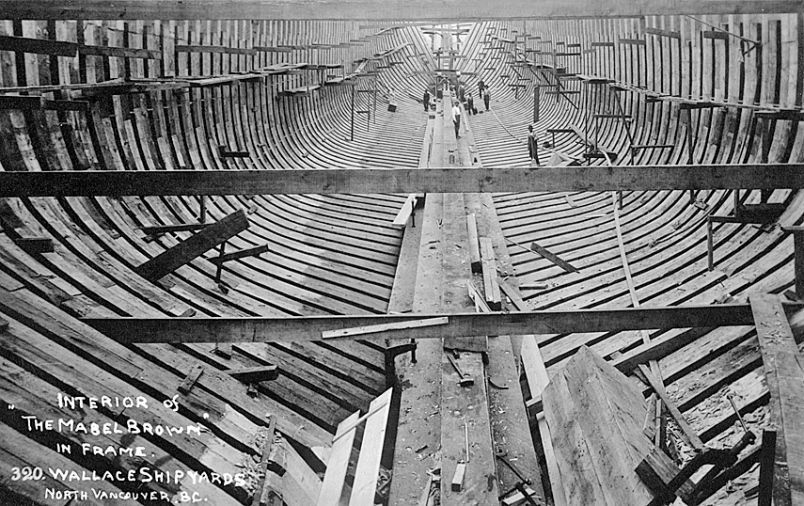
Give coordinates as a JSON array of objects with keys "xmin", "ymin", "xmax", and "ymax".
[{"xmin": 350, "ymin": 83, "xmax": 355, "ymax": 141}]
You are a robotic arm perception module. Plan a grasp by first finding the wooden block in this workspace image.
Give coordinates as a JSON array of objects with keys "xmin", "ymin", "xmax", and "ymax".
[
  {"xmin": 451, "ymin": 462, "xmax": 466, "ymax": 492},
  {"xmin": 178, "ymin": 364, "xmax": 204, "ymax": 394},
  {"xmin": 225, "ymin": 366, "xmax": 280, "ymax": 383},
  {"xmin": 135, "ymin": 209, "xmax": 249, "ymax": 281}
]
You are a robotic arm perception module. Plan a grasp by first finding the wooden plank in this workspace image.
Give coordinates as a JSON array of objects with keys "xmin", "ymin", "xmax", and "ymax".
[
  {"xmin": 480, "ymin": 237, "xmax": 501, "ymax": 310},
  {"xmin": 349, "ymin": 388, "xmax": 392, "ymax": 506},
  {"xmin": 321, "ymin": 317, "xmax": 449, "ymax": 339},
  {"xmin": 4, "ymin": 164, "xmax": 804, "ymax": 197},
  {"xmin": 134, "ymin": 209, "xmax": 249, "ymax": 280},
  {"xmin": 252, "ymin": 417, "xmax": 278, "ymax": 506},
  {"xmin": 5, "ymin": 0, "xmax": 802, "ymax": 20},
  {"xmin": 79, "ymin": 44, "xmax": 161, "ymax": 59},
  {"xmin": 750, "ymin": 294, "xmax": 804, "ymax": 506},
  {"xmin": 317, "ymin": 411, "xmax": 360, "ymax": 506},
  {"xmin": 82, "ymin": 303, "xmax": 803, "ymax": 344},
  {"xmin": 544, "ymin": 347, "xmax": 654, "ymax": 505},
  {"xmin": 530, "ymin": 241, "xmax": 579, "ymax": 273},
  {"xmin": 0, "ymin": 95, "xmax": 42, "ymax": 110},
  {"xmin": 637, "ymin": 364, "xmax": 704, "ymax": 451},
  {"xmin": 209, "ymin": 244, "xmax": 270, "ymax": 265},
  {"xmin": 392, "ymin": 194, "xmax": 418, "ymax": 227},
  {"xmin": 0, "ymin": 33, "xmax": 77, "ymax": 57}
]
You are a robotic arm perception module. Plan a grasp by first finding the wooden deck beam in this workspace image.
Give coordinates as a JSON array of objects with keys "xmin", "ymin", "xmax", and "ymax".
[
  {"xmin": 3, "ymin": 164, "xmax": 804, "ymax": 197},
  {"xmin": 3, "ymin": 0, "xmax": 802, "ymax": 20},
  {"xmin": 81, "ymin": 303, "xmax": 804, "ymax": 344}
]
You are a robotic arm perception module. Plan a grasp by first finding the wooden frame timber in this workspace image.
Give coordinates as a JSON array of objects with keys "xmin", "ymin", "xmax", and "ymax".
[
  {"xmin": 82, "ymin": 302, "xmax": 803, "ymax": 344},
  {"xmin": 2, "ymin": 164, "xmax": 804, "ymax": 197},
  {"xmin": 3, "ymin": 0, "xmax": 802, "ymax": 20}
]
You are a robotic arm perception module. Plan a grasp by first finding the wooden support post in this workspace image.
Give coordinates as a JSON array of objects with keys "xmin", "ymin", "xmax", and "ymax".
[
  {"xmin": 781, "ymin": 226, "xmax": 804, "ymax": 300},
  {"xmin": 467, "ymin": 214, "xmax": 481, "ymax": 273},
  {"xmin": 533, "ymin": 84, "xmax": 540, "ymax": 123},
  {"xmin": 214, "ymin": 241, "xmax": 226, "ymax": 284},
  {"xmin": 758, "ymin": 429, "xmax": 777, "ymax": 506},
  {"xmin": 750, "ymin": 294, "xmax": 804, "ymax": 506},
  {"xmin": 134, "ymin": 210, "xmax": 248, "ymax": 281},
  {"xmin": 707, "ymin": 216, "xmax": 714, "ymax": 271},
  {"xmin": 350, "ymin": 84, "xmax": 355, "ymax": 141}
]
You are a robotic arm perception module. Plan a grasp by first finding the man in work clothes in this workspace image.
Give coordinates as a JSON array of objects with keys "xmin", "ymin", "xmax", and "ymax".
[
  {"xmin": 423, "ymin": 89, "xmax": 430, "ymax": 111},
  {"xmin": 452, "ymin": 101, "xmax": 462, "ymax": 139},
  {"xmin": 483, "ymin": 89, "xmax": 491, "ymax": 111},
  {"xmin": 467, "ymin": 93, "xmax": 475, "ymax": 115},
  {"xmin": 528, "ymin": 125, "xmax": 540, "ymax": 166}
]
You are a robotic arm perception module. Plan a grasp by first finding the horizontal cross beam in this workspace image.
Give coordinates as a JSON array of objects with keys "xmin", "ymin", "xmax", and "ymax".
[
  {"xmin": 5, "ymin": 1, "xmax": 802, "ymax": 20},
  {"xmin": 81, "ymin": 303, "xmax": 803, "ymax": 344},
  {"xmin": 2, "ymin": 164, "xmax": 804, "ymax": 197}
]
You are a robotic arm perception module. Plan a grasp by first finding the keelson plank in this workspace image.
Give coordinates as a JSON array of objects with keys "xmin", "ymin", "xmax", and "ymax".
[
  {"xmin": 543, "ymin": 347, "xmax": 654, "ymax": 506},
  {"xmin": 750, "ymin": 294, "xmax": 804, "ymax": 506}
]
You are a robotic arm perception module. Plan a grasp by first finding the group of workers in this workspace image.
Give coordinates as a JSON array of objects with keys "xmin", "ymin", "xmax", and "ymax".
[{"xmin": 421, "ymin": 78, "xmax": 540, "ymax": 165}]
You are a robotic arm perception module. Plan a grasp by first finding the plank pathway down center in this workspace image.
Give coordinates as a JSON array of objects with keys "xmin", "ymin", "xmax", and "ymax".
[{"xmin": 389, "ymin": 93, "xmax": 500, "ymax": 504}]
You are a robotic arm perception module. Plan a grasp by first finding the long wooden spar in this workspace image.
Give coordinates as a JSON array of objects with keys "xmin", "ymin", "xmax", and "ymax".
[
  {"xmin": 80, "ymin": 302, "xmax": 804, "ymax": 344},
  {"xmin": 2, "ymin": 164, "xmax": 804, "ymax": 197}
]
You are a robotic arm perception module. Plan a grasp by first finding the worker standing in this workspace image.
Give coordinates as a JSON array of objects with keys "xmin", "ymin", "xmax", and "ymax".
[
  {"xmin": 423, "ymin": 89, "xmax": 430, "ymax": 111},
  {"xmin": 452, "ymin": 100, "xmax": 462, "ymax": 139},
  {"xmin": 467, "ymin": 93, "xmax": 475, "ymax": 115},
  {"xmin": 528, "ymin": 125, "xmax": 540, "ymax": 166},
  {"xmin": 483, "ymin": 89, "xmax": 491, "ymax": 111},
  {"xmin": 478, "ymin": 79, "xmax": 485, "ymax": 96}
]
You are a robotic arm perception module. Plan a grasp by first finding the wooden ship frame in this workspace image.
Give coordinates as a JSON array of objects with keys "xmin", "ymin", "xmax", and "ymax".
[{"xmin": 0, "ymin": 1, "xmax": 803, "ymax": 505}]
